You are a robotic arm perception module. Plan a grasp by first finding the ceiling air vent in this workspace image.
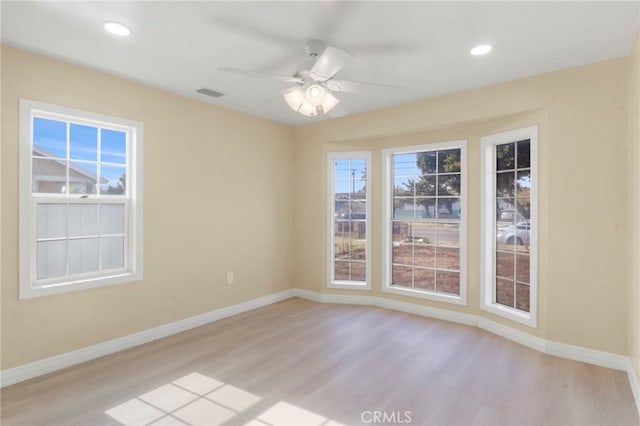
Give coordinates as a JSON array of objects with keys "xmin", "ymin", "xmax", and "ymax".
[{"xmin": 196, "ymin": 88, "xmax": 224, "ymax": 98}]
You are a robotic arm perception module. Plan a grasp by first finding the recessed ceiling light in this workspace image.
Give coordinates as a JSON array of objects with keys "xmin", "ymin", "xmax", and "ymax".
[
  {"xmin": 470, "ymin": 44, "xmax": 492, "ymax": 56},
  {"xmin": 103, "ymin": 21, "xmax": 131, "ymax": 37}
]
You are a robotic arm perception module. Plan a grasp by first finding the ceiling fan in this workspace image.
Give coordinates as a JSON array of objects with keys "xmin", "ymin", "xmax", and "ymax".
[{"xmin": 219, "ymin": 39, "xmax": 404, "ymax": 117}]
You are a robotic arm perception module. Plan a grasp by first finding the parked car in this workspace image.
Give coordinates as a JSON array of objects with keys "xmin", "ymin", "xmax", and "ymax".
[
  {"xmin": 499, "ymin": 209, "xmax": 524, "ymax": 222},
  {"xmin": 496, "ymin": 221, "xmax": 530, "ymax": 245}
]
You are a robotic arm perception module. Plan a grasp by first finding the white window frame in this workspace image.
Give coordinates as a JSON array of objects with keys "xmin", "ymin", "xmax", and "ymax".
[
  {"xmin": 382, "ymin": 140, "xmax": 467, "ymax": 305},
  {"xmin": 327, "ymin": 151, "xmax": 372, "ymax": 290},
  {"xmin": 480, "ymin": 126, "xmax": 538, "ymax": 327},
  {"xmin": 19, "ymin": 99, "xmax": 143, "ymax": 299}
]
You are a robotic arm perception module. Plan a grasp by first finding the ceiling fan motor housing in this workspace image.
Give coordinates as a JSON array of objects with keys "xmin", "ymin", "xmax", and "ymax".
[{"xmin": 305, "ymin": 39, "xmax": 326, "ymax": 57}]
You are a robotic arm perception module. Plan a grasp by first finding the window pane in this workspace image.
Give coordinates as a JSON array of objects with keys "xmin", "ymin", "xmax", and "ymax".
[
  {"xmin": 101, "ymin": 165, "xmax": 126, "ymax": 195},
  {"xmin": 436, "ymin": 247, "xmax": 459, "ymax": 270},
  {"xmin": 516, "ymin": 254, "xmax": 530, "ymax": 284},
  {"xmin": 350, "ymin": 158, "xmax": 366, "ymax": 177},
  {"xmin": 436, "ymin": 270, "xmax": 460, "ymax": 295},
  {"xmin": 413, "ymin": 222, "xmax": 437, "ymax": 245},
  {"xmin": 414, "ymin": 242, "xmax": 435, "ymax": 268},
  {"xmin": 69, "ymin": 162, "xmax": 98, "ymax": 195},
  {"xmin": 415, "ymin": 175, "xmax": 436, "ymax": 197},
  {"xmin": 37, "ymin": 240, "xmax": 67, "ymax": 280},
  {"xmin": 334, "ymin": 159, "xmax": 350, "ymax": 179},
  {"xmin": 496, "ymin": 223, "xmax": 518, "ymax": 251},
  {"xmin": 394, "ymin": 153, "xmax": 417, "ymax": 176},
  {"xmin": 517, "ymin": 199, "xmax": 531, "ymax": 221},
  {"xmin": 101, "ymin": 236, "xmax": 124, "ymax": 270},
  {"xmin": 334, "ymin": 260, "xmax": 349, "ymax": 280},
  {"xmin": 436, "ymin": 222, "xmax": 459, "ymax": 247},
  {"xmin": 33, "ymin": 117, "xmax": 66, "ymax": 158},
  {"xmin": 496, "ymin": 143, "xmax": 515, "ymax": 170},
  {"xmin": 516, "ymin": 170, "xmax": 531, "ymax": 196},
  {"xmin": 101, "ymin": 204, "xmax": 125, "ymax": 235},
  {"xmin": 392, "ymin": 221, "xmax": 412, "ymax": 266},
  {"xmin": 438, "ymin": 174, "xmax": 460, "ymax": 196},
  {"xmin": 394, "ymin": 176, "xmax": 414, "ymax": 196},
  {"xmin": 516, "ymin": 283, "xmax": 530, "ymax": 312},
  {"xmin": 437, "ymin": 149, "xmax": 461, "ymax": 173},
  {"xmin": 436, "ymin": 198, "xmax": 458, "ymax": 219},
  {"xmin": 351, "ymin": 179, "xmax": 366, "ymax": 199},
  {"xmin": 32, "ymin": 158, "xmax": 67, "ymax": 194},
  {"xmin": 414, "ymin": 268, "xmax": 435, "ymax": 291},
  {"xmin": 416, "ymin": 152, "xmax": 437, "ymax": 174},
  {"xmin": 70, "ymin": 124, "xmax": 97, "ymax": 161},
  {"xmin": 394, "ymin": 198, "xmax": 416, "ymax": 219},
  {"xmin": 496, "ymin": 278, "xmax": 514, "ymax": 307},
  {"xmin": 496, "ymin": 251, "xmax": 515, "ymax": 279},
  {"xmin": 351, "ymin": 261, "xmax": 366, "ymax": 281},
  {"xmin": 517, "ymin": 140, "xmax": 531, "ymax": 168},
  {"xmin": 416, "ymin": 198, "xmax": 436, "ymax": 219},
  {"xmin": 392, "ymin": 265, "xmax": 413, "ymax": 287},
  {"xmin": 101, "ymin": 129, "xmax": 126, "ymax": 164},
  {"xmin": 496, "ymin": 172, "xmax": 515, "ymax": 197},
  {"xmin": 69, "ymin": 238, "xmax": 99, "ymax": 275},
  {"xmin": 37, "ymin": 204, "xmax": 67, "ymax": 239},
  {"xmin": 69, "ymin": 204, "xmax": 98, "ymax": 237}
]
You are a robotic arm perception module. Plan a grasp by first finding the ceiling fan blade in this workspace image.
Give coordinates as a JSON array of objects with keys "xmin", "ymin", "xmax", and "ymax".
[
  {"xmin": 218, "ymin": 67, "xmax": 303, "ymax": 84},
  {"xmin": 309, "ymin": 46, "xmax": 353, "ymax": 81},
  {"xmin": 327, "ymin": 79, "xmax": 406, "ymax": 97}
]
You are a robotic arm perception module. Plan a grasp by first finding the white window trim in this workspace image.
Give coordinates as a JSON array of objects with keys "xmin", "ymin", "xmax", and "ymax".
[
  {"xmin": 381, "ymin": 140, "xmax": 467, "ymax": 305},
  {"xmin": 19, "ymin": 99, "xmax": 143, "ymax": 299},
  {"xmin": 327, "ymin": 151, "xmax": 372, "ymax": 290},
  {"xmin": 480, "ymin": 126, "xmax": 538, "ymax": 327}
]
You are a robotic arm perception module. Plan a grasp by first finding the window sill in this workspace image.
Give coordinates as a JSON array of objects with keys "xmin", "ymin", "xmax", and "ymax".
[
  {"xmin": 480, "ymin": 302, "xmax": 537, "ymax": 328},
  {"xmin": 327, "ymin": 281, "xmax": 371, "ymax": 291},
  {"xmin": 382, "ymin": 284, "xmax": 466, "ymax": 305},
  {"xmin": 20, "ymin": 271, "xmax": 142, "ymax": 299}
]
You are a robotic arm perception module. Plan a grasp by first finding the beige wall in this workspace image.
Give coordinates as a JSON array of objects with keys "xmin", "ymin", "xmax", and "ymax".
[
  {"xmin": 628, "ymin": 33, "xmax": 640, "ymax": 381},
  {"xmin": 1, "ymin": 46, "xmax": 295, "ymax": 369},
  {"xmin": 293, "ymin": 58, "xmax": 630, "ymax": 355}
]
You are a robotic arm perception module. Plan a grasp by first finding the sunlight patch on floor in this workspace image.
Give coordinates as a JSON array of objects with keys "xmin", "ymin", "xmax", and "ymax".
[{"xmin": 104, "ymin": 372, "xmax": 343, "ymax": 426}]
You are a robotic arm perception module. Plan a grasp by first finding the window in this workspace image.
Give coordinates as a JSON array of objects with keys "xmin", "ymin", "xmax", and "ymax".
[
  {"xmin": 382, "ymin": 141, "xmax": 467, "ymax": 304},
  {"xmin": 480, "ymin": 126, "xmax": 537, "ymax": 327},
  {"xmin": 19, "ymin": 99, "xmax": 143, "ymax": 299},
  {"xmin": 327, "ymin": 152, "xmax": 371, "ymax": 289}
]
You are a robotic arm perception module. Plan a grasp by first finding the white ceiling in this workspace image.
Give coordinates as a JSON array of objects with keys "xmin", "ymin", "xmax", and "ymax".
[{"xmin": 2, "ymin": 1, "xmax": 639, "ymax": 126}]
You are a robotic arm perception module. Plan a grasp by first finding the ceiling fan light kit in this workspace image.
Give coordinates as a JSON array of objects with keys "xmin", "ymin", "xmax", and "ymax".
[{"xmin": 283, "ymin": 85, "xmax": 340, "ymax": 117}]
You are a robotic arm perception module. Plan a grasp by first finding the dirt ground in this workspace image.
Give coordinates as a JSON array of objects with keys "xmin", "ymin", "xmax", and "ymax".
[{"xmin": 333, "ymin": 227, "xmax": 530, "ymax": 312}]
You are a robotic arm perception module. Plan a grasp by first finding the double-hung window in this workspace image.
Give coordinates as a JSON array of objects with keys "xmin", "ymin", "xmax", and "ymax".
[
  {"xmin": 480, "ymin": 126, "xmax": 538, "ymax": 327},
  {"xmin": 327, "ymin": 152, "xmax": 371, "ymax": 289},
  {"xmin": 382, "ymin": 141, "xmax": 467, "ymax": 304},
  {"xmin": 19, "ymin": 100, "xmax": 143, "ymax": 299}
]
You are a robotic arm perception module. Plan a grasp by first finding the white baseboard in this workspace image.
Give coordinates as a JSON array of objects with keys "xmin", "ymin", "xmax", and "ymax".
[
  {"xmin": 2, "ymin": 286, "xmax": 638, "ymax": 418},
  {"xmin": 0, "ymin": 289, "xmax": 294, "ymax": 388}
]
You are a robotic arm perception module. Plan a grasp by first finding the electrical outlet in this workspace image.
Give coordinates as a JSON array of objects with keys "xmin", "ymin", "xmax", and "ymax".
[{"xmin": 226, "ymin": 272, "xmax": 234, "ymax": 285}]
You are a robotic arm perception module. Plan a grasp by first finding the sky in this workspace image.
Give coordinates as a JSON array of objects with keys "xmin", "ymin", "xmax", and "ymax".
[{"xmin": 33, "ymin": 117, "xmax": 127, "ymax": 191}]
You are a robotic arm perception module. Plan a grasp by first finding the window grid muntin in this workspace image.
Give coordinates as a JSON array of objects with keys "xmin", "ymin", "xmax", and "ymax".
[
  {"xmin": 31, "ymin": 114, "xmax": 129, "ymax": 198},
  {"xmin": 21, "ymin": 99, "xmax": 141, "ymax": 298},
  {"xmin": 390, "ymin": 146, "xmax": 462, "ymax": 296},
  {"xmin": 494, "ymin": 139, "xmax": 531, "ymax": 312},
  {"xmin": 480, "ymin": 125, "xmax": 537, "ymax": 327},
  {"xmin": 33, "ymin": 197, "xmax": 129, "ymax": 286},
  {"xmin": 329, "ymin": 153, "xmax": 370, "ymax": 288}
]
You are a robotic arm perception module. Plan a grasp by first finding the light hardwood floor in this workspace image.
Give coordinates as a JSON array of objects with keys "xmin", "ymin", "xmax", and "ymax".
[{"xmin": 2, "ymin": 298, "xmax": 638, "ymax": 426}]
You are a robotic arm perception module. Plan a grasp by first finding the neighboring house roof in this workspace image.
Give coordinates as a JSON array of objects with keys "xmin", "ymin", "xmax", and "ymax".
[{"xmin": 33, "ymin": 147, "xmax": 108, "ymax": 184}]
